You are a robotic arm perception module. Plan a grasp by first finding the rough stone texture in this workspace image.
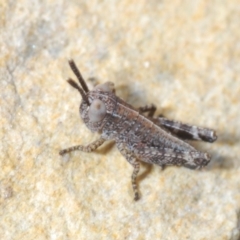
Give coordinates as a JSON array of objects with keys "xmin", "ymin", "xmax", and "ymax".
[{"xmin": 0, "ymin": 0, "xmax": 240, "ymax": 239}]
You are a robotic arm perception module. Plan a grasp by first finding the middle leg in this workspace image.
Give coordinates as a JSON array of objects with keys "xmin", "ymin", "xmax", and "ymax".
[
  {"xmin": 138, "ymin": 104, "xmax": 156, "ymax": 118},
  {"xmin": 117, "ymin": 142, "xmax": 141, "ymax": 201}
]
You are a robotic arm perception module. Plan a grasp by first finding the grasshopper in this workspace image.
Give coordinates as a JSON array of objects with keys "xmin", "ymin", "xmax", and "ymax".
[{"xmin": 59, "ymin": 60, "xmax": 217, "ymax": 200}]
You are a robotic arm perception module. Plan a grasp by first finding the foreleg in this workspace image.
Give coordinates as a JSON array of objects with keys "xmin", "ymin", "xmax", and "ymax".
[{"xmin": 59, "ymin": 138, "xmax": 106, "ymax": 155}]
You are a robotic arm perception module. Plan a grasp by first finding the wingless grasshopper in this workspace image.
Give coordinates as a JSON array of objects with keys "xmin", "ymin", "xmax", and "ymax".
[{"xmin": 59, "ymin": 60, "xmax": 217, "ymax": 200}]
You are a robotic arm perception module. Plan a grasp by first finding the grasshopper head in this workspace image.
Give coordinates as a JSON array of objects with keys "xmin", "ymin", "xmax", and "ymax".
[{"xmin": 66, "ymin": 60, "xmax": 115, "ymax": 132}]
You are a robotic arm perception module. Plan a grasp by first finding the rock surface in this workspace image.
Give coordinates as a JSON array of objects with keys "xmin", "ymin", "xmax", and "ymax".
[{"xmin": 1, "ymin": 0, "xmax": 240, "ymax": 239}]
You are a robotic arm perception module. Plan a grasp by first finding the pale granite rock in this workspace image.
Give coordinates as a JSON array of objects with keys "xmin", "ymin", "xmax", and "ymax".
[{"xmin": 0, "ymin": 0, "xmax": 240, "ymax": 239}]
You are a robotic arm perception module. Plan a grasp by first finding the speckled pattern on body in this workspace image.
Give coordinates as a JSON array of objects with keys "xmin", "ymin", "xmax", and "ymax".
[{"xmin": 60, "ymin": 60, "xmax": 217, "ymax": 200}]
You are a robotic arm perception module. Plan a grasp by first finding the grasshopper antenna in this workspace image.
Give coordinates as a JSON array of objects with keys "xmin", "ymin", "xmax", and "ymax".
[
  {"xmin": 67, "ymin": 78, "xmax": 90, "ymax": 105},
  {"xmin": 68, "ymin": 60, "xmax": 89, "ymax": 93}
]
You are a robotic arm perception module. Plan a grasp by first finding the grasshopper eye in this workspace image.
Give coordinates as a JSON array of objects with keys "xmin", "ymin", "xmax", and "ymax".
[
  {"xmin": 88, "ymin": 99, "xmax": 106, "ymax": 122},
  {"xmin": 94, "ymin": 82, "xmax": 115, "ymax": 93}
]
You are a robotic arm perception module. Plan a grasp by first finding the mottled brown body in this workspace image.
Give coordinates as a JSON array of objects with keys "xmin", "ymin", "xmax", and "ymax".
[
  {"xmin": 82, "ymin": 91, "xmax": 208, "ymax": 166},
  {"xmin": 60, "ymin": 60, "xmax": 217, "ymax": 200}
]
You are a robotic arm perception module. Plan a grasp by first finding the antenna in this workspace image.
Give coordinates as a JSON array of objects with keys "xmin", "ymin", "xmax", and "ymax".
[
  {"xmin": 67, "ymin": 78, "xmax": 89, "ymax": 105},
  {"xmin": 68, "ymin": 60, "xmax": 89, "ymax": 93}
]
